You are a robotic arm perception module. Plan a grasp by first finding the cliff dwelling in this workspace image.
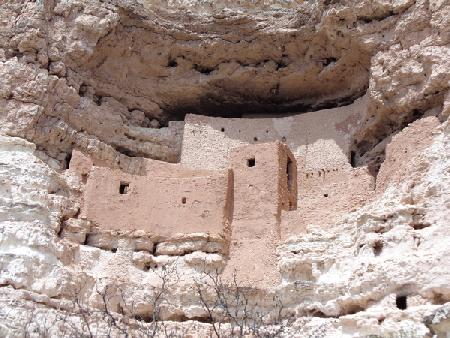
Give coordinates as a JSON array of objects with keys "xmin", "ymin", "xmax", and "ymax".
[
  {"xmin": 70, "ymin": 139, "xmax": 298, "ymax": 287},
  {"xmin": 1, "ymin": 0, "xmax": 450, "ymax": 336},
  {"xmin": 65, "ymin": 96, "xmax": 375, "ymax": 288}
]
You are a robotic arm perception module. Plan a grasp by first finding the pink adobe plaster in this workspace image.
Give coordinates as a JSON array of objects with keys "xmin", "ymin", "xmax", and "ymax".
[{"xmin": 79, "ymin": 159, "xmax": 233, "ymax": 240}]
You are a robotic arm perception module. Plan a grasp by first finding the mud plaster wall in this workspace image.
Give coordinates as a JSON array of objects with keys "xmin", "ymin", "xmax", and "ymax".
[
  {"xmin": 81, "ymin": 163, "xmax": 231, "ymax": 239},
  {"xmin": 281, "ymin": 165, "xmax": 375, "ymax": 237},
  {"xmin": 181, "ymin": 96, "xmax": 368, "ymax": 172},
  {"xmin": 223, "ymin": 142, "xmax": 298, "ymax": 288},
  {"xmin": 229, "ymin": 142, "xmax": 297, "ymax": 225},
  {"xmin": 376, "ymin": 116, "xmax": 442, "ymax": 194},
  {"xmin": 281, "ymin": 118, "xmax": 441, "ymax": 237},
  {"xmin": 181, "ymin": 96, "xmax": 375, "ymax": 235}
]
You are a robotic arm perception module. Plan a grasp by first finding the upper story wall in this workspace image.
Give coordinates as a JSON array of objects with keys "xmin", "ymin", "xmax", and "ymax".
[
  {"xmin": 229, "ymin": 142, "xmax": 297, "ymax": 223},
  {"xmin": 76, "ymin": 154, "xmax": 232, "ymax": 239},
  {"xmin": 180, "ymin": 96, "xmax": 367, "ymax": 173},
  {"xmin": 178, "ymin": 97, "xmax": 375, "ymax": 237}
]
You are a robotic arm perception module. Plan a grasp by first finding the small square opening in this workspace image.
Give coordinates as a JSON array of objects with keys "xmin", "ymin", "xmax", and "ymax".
[
  {"xmin": 181, "ymin": 197, "xmax": 187, "ymax": 204},
  {"xmin": 396, "ymin": 295, "xmax": 407, "ymax": 310},
  {"xmin": 247, "ymin": 158, "xmax": 255, "ymax": 167},
  {"xmin": 119, "ymin": 181, "xmax": 129, "ymax": 194}
]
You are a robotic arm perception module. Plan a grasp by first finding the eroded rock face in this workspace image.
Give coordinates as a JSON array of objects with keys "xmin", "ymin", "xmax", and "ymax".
[
  {"xmin": 3, "ymin": 0, "xmax": 447, "ymax": 165},
  {"xmin": 0, "ymin": 0, "xmax": 450, "ymax": 337}
]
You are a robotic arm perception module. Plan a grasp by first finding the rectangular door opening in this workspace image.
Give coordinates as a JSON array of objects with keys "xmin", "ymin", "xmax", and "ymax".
[{"xmin": 287, "ymin": 157, "xmax": 293, "ymax": 192}]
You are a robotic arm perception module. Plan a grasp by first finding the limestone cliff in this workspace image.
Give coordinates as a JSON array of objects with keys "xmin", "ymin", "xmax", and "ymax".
[{"xmin": 0, "ymin": 0, "xmax": 450, "ymax": 337}]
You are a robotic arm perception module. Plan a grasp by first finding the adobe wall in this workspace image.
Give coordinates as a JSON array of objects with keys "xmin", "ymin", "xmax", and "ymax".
[
  {"xmin": 223, "ymin": 142, "xmax": 298, "ymax": 288},
  {"xmin": 376, "ymin": 116, "xmax": 440, "ymax": 194},
  {"xmin": 69, "ymin": 149, "xmax": 218, "ymax": 180},
  {"xmin": 181, "ymin": 96, "xmax": 367, "ymax": 172},
  {"xmin": 281, "ymin": 166, "xmax": 375, "ymax": 237},
  {"xmin": 79, "ymin": 160, "xmax": 232, "ymax": 239},
  {"xmin": 180, "ymin": 96, "xmax": 375, "ymax": 237},
  {"xmin": 279, "ymin": 116, "xmax": 440, "ymax": 239},
  {"xmin": 229, "ymin": 141, "xmax": 297, "ymax": 225}
]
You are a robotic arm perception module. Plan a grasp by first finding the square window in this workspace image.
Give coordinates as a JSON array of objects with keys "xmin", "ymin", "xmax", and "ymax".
[
  {"xmin": 119, "ymin": 181, "xmax": 129, "ymax": 194},
  {"xmin": 247, "ymin": 158, "xmax": 255, "ymax": 167}
]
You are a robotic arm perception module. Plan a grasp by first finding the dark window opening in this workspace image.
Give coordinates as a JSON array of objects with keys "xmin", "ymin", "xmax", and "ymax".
[
  {"xmin": 287, "ymin": 157, "xmax": 294, "ymax": 192},
  {"xmin": 119, "ymin": 182, "xmax": 130, "ymax": 194},
  {"xmin": 111, "ymin": 248, "xmax": 117, "ymax": 253},
  {"xmin": 247, "ymin": 158, "xmax": 256, "ymax": 167},
  {"xmin": 281, "ymin": 136, "xmax": 287, "ymax": 142},
  {"xmin": 78, "ymin": 83, "xmax": 88, "ymax": 97},
  {"xmin": 396, "ymin": 295, "xmax": 407, "ymax": 310},
  {"xmin": 182, "ymin": 197, "xmax": 187, "ymax": 204},
  {"xmin": 323, "ymin": 193, "xmax": 328, "ymax": 197},
  {"xmin": 323, "ymin": 57, "xmax": 337, "ymax": 67},
  {"xmin": 350, "ymin": 151, "xmax": 357, "ymax": 167},
  {"xmin": 64, "ymin": 152, "xmax": 72, "ymax": 170},
  {"xmin": 167, "ymin": 59, "xmax": 178, "ymax": 67},
  {"xmin": 253, "ymin": 137, "xmax": 258, "ymax": 142},
  {"xmin": 221, "ymin": 127, "xmax": 225, "ymax": 132}
]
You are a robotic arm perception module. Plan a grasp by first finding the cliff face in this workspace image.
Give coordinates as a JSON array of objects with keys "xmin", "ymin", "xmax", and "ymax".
[{"xmin": 0, "ymin": 0, "xmax": 450, "ymax": 337}]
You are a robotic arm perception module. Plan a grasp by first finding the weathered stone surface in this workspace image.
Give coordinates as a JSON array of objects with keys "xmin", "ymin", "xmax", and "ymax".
[{"xmin": 1, "ymin": 0, "xmax": 450, "ymax": 336}]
